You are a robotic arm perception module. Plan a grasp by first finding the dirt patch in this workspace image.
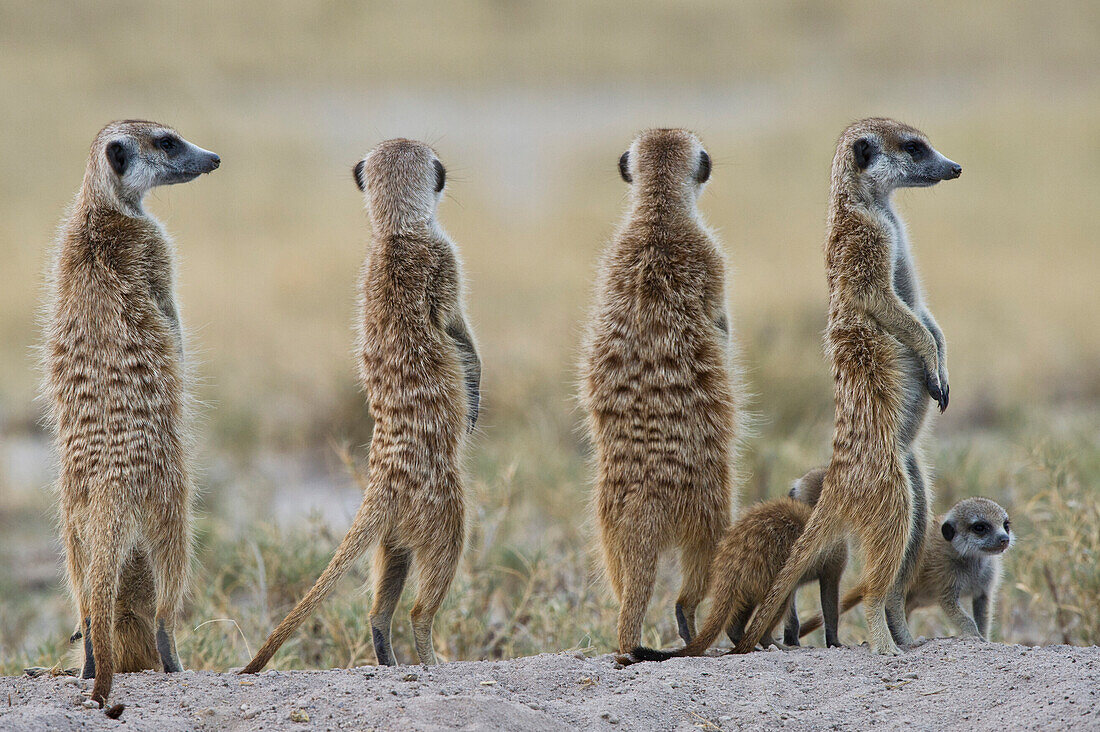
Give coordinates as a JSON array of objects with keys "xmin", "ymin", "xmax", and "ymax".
[{"xmin": 2, "ymin": 638, "xmax": 1097, "ymax": 730}]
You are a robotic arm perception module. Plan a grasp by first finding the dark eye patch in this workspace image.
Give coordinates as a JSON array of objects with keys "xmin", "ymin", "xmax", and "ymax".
[
  {"xmin": 696, "ymin": 150, "xmax": 711, "ymax": 184},
  {"xmin": 971, "ymin": 521, "xmax": 990, "ymax": 535},
  {"xmin": 902, "ymin": 140, "xmax": 929, "ymax": 159},
  {"xmin": 433, "ymin": 158, "xmax": 446, "ymax": 193},
  {"xmin": 1003, "ymin": 520, "xmax": 1011, "ymax": 532},
  {"xmin": 157, "ymin": 135, "xmax": 180, "ymax": 154}
]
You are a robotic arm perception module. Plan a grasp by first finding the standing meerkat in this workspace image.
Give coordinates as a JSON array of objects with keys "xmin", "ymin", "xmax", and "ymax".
[
  {"xmin": 41, "ymin": 120, "xmax": 219, "ymax": 707},
  {"xmin": 735, "ymin": 118, "xmax": 961, "ymax": 656},
  {"xmin": 624, "ymin": 469, "xmax": 847, "ymax": 664},
  {"xmin": 580, "ymin": 128, "xmax": 744, "ymax": 654},
  {"xmin": 241, "ymin": 139, "xmax": 479, "ymax": 673},
  {"xmin": 797, "ymin": 497, "xmax": 1012, "ymax": 641}
]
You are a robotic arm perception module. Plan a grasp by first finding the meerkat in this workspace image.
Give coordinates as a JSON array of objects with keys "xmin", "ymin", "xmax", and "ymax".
[
  {"xmin": 624, "ymin": 470, "xmax": 847, "ymax": 664},
  {"xmin": 735, "ymin": 118, "xmax": 961, "ymax": 656},
  {"xmin": 40, "ymin": 120, "xmax": 218, "ymax": 707},
  {"xmin": 798, "ymin": 497, "xmax": 1012, "ymax": 641},
  {"xmin": 580, "ymin": 128, "xmax": 745, "ymax": 654},
  {"xmin": 241, "ymin": 139, "xmax": 479, "ymax": 674}
]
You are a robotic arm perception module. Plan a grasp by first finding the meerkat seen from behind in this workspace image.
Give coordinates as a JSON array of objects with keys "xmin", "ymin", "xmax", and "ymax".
[
  {"xmin": 42, "ymin": 120, "xmax": 219, "ymax": 707},
  {"xmin": 241, "ymin": 139, "xmax": 479, "ymax": 673},
  {"xmin": 736, "ymin": 118, "xmax": 961, "ymax": 655},
  {"xmin": 797, "ymin": 497, "xmax": 1012, "ymax": 641},
  {"xmin": 581, "ymin": 129, "xmax": 745, "ymax": 653}
]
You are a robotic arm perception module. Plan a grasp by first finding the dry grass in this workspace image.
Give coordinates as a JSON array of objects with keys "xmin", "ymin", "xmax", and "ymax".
[{"xmin": 1, "ymin": 1, "xmax": 1098, "ymax": 674}]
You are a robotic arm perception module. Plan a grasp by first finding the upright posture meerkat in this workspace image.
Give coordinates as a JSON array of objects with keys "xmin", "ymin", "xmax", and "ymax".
[
  {"xmin": 625, "ymin": 469, "xmax": 847, "ymax": 663},
  {"xmin": 736, "ymin": 118, "xmax": 961, "ymax": 656},
  {"xmin": 241, "ymin": 139, "xmax": 479, "ymax": 673},
  {"xmin": 42, "ymin": 120, "xmax": 218, "ymax": 707},
  {"xmin": 580, "ymin": 128, "xmax": 744, "ymax": 654},
  {"xmin": 797, "ymin": 497, "xmax": 1012, "ymax": 640}
]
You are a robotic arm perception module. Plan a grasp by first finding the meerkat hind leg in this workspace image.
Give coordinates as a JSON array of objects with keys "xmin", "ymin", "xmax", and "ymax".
[
  {"xmin": 614, "ymin": 543, "xmax": 659, "ymax": 654},
  {"xmin": 675, "ymin": 537, "xmax": 713, "ymax": 643},
  {"xmin": 146, "ymin": 513, "xmax": 188, "ymax": 673},
  {"xmin": 370, "ymin": 544, "xmax": 412, "ymax": 666},
  {"xmin": 885, "ymin": 452, "xmax": 929, "ymax": 647},
  {"xmin": 409, "ymin": 540, "xmax": 461, "ymax": 665},
  {"xmin": 783, "ymin": 597, "xmax": 801, "ymax": 647}
]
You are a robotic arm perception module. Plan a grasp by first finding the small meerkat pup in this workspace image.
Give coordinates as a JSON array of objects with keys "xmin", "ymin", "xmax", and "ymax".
[
  {"xmin": 624, "ymin": 470, "xmax": 847, "ymax": 664},
  {"xmin": 581, "ymin": 128, "xmax": 745, "ymax": 654},
  {"xmin": 41, "ymin": 120, "xmax": 219, "ymax": 707},
  {"xmin": 736, "ymin": 119, "xmax": 961, "ymax": 656},
  {"xmin": 798, "ymin": 497, "xmax": 1012, "ymax": 641},
  {"xmin": 241, "ymin": 139, "xmax": 479, "ymax": 673}
]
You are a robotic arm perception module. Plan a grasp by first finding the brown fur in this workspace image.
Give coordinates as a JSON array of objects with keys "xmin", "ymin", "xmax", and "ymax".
[
  {"xmin": 241, "ymin": 139, "xmax": 479, "ymax": 673},
  {"xmin": 42, "ymin": 120, "xmax": 218, "ymax": 706},
  {"xmin": 799, "ymin": 497, "xmax": 1010, "ymax": 640},
  {"xmin": 735, "ymin": 118, "xmax": 960, "ymax": 655},
  {"xmin": 580, "ymin": 129, "xmax": 744, "ymax": 653},
  {"xmin": 627, "ymin": 484, "xmax": 847, "ymax": 663}
]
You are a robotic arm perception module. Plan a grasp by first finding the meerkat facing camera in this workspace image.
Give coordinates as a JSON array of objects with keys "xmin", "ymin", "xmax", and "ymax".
[
  {"xmin": 41, "ymin": 120, "xmax": 218, "ymax": 708},
  {"xmin": 241, "ymin": 139, "xmax": 479, "ymax": 673},
  {"xmin": 581, "ymin": 128, "xmax": 746, "ymax": 653},
  {"xmin": 798, "ymin": 496, "xmax": 1012, "ymax": 641}
]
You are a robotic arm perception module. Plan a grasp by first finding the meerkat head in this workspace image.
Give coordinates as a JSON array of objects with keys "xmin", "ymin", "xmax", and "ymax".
[
  {"xmin": 788, "ymin": 467, "xmax": 828, "ymax": 506},
  {"xmin": 940, "ymin": 497, "xmax": 1012, "ymax": 558},
  {"xmin": 618, "ymin": 128, "xmax": 711, "ymax": 204},
  {"xmin": 354, "ymin": 139, "xmax": 446, "ymax": 234},
  {"xmin": 90, "ymin": 120, "xmax": 219, "ymax": 209},
  {"xmin": 837, "ymin": 118, "xmax": 961, "ymax": 199}
]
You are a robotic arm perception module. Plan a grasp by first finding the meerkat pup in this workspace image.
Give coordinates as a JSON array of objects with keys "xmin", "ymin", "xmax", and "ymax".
[
  {"xmin": 735, "ymin": 119, "xmax": 961, "ymax": 656},
  {"xmin": 624, "ymin": 469, "xmax": 847, "ymax": 664},
  {"xmin": 580, "ymin": 129, "xmax": 745, "ymax": 654},
  {"xmin": 241, "ymin": 139, "xmax": 479, "ymax": 674},
  {"xmin": 798, "ymin": 497, "xmax": 1012, "ymax": 641},
  {"xmin": 41, "ymin": 120, "xmax": 218, "ymax": 707}
]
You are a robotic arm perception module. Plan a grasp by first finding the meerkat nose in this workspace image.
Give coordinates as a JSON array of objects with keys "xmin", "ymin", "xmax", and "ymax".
[
  {"xmin": 209, "ymin": 154, "xmax": 221, "ymax": 170},
  {"xmin": 949, "ymin": 163, "xmax": 962, "ymax": 178}
]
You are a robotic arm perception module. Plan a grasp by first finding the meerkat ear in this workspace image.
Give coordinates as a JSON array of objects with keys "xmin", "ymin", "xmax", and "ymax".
[
  {"xmin": 618, "ymin": 151, "xmax": 632, "ymax": 183},
  {"xmin": 433, "ymin": 159, "xmax": 446, "ymax": 193},
  {"xmin": 696, "ymin": 150, "xmax": 711, "ymax": 184},
  {"xmin": 852, "ymin": 138, "xmax": 876, "ymax": 170},
  {"xmin": 941, "ymin": 521, "xmax": 956, "ymax": 541},
  {"xmin": 106, "ymin": 141, "xmax": 129, "ymax": 177},
  {"xmin": 353, "ymin": 160, "xmax": 366, "ymax": 192}
]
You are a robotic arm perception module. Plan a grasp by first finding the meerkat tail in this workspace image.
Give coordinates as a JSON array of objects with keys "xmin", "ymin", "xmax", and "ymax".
[
  {"xmin": 799, "ymin": 583, "xmax": 865, "ymax": 638},
  {"xmin": 240, "ymin": 505, "xmax": 383, "ymax": 674}
]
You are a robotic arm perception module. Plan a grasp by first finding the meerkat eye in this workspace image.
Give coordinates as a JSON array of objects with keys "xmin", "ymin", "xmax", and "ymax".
[
  {"xmin": 433, "ymin": 159, "xmax": 446, "ymax": 193},
  {"xmin": 696, "ymin": 150, "xmax": 711, "ymax": 184},
  {"xmin": 157, "ymin": 136, "xmax": 179, "ymax": 154},
  {"xmin": 902, "ymin": 140, "xmax": 928, "ymax": 159},
  {"xmin": 1003, "ymin": 520, "xmax": 1011, "ymax": 532},
  {"xmin": 971, "ymin": 521, "xmax": 989, "ymax": 535}
]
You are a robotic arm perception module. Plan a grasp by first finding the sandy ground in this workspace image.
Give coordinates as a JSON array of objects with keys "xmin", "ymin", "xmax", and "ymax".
[{"xmin": 2, "ymin": 638, "xmax": 1097, "ymax": 731}]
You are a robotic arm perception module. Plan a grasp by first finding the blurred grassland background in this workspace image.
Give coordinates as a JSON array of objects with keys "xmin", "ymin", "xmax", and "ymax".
[{"xmin": 0, "ymin": 1, "xmax": 1098, "ymax": 672}]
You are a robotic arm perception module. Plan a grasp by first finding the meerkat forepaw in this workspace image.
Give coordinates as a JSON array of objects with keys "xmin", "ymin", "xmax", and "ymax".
[{"xmin": 924, "ymin": 370, "xmax": 947, "ymax": 412}]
